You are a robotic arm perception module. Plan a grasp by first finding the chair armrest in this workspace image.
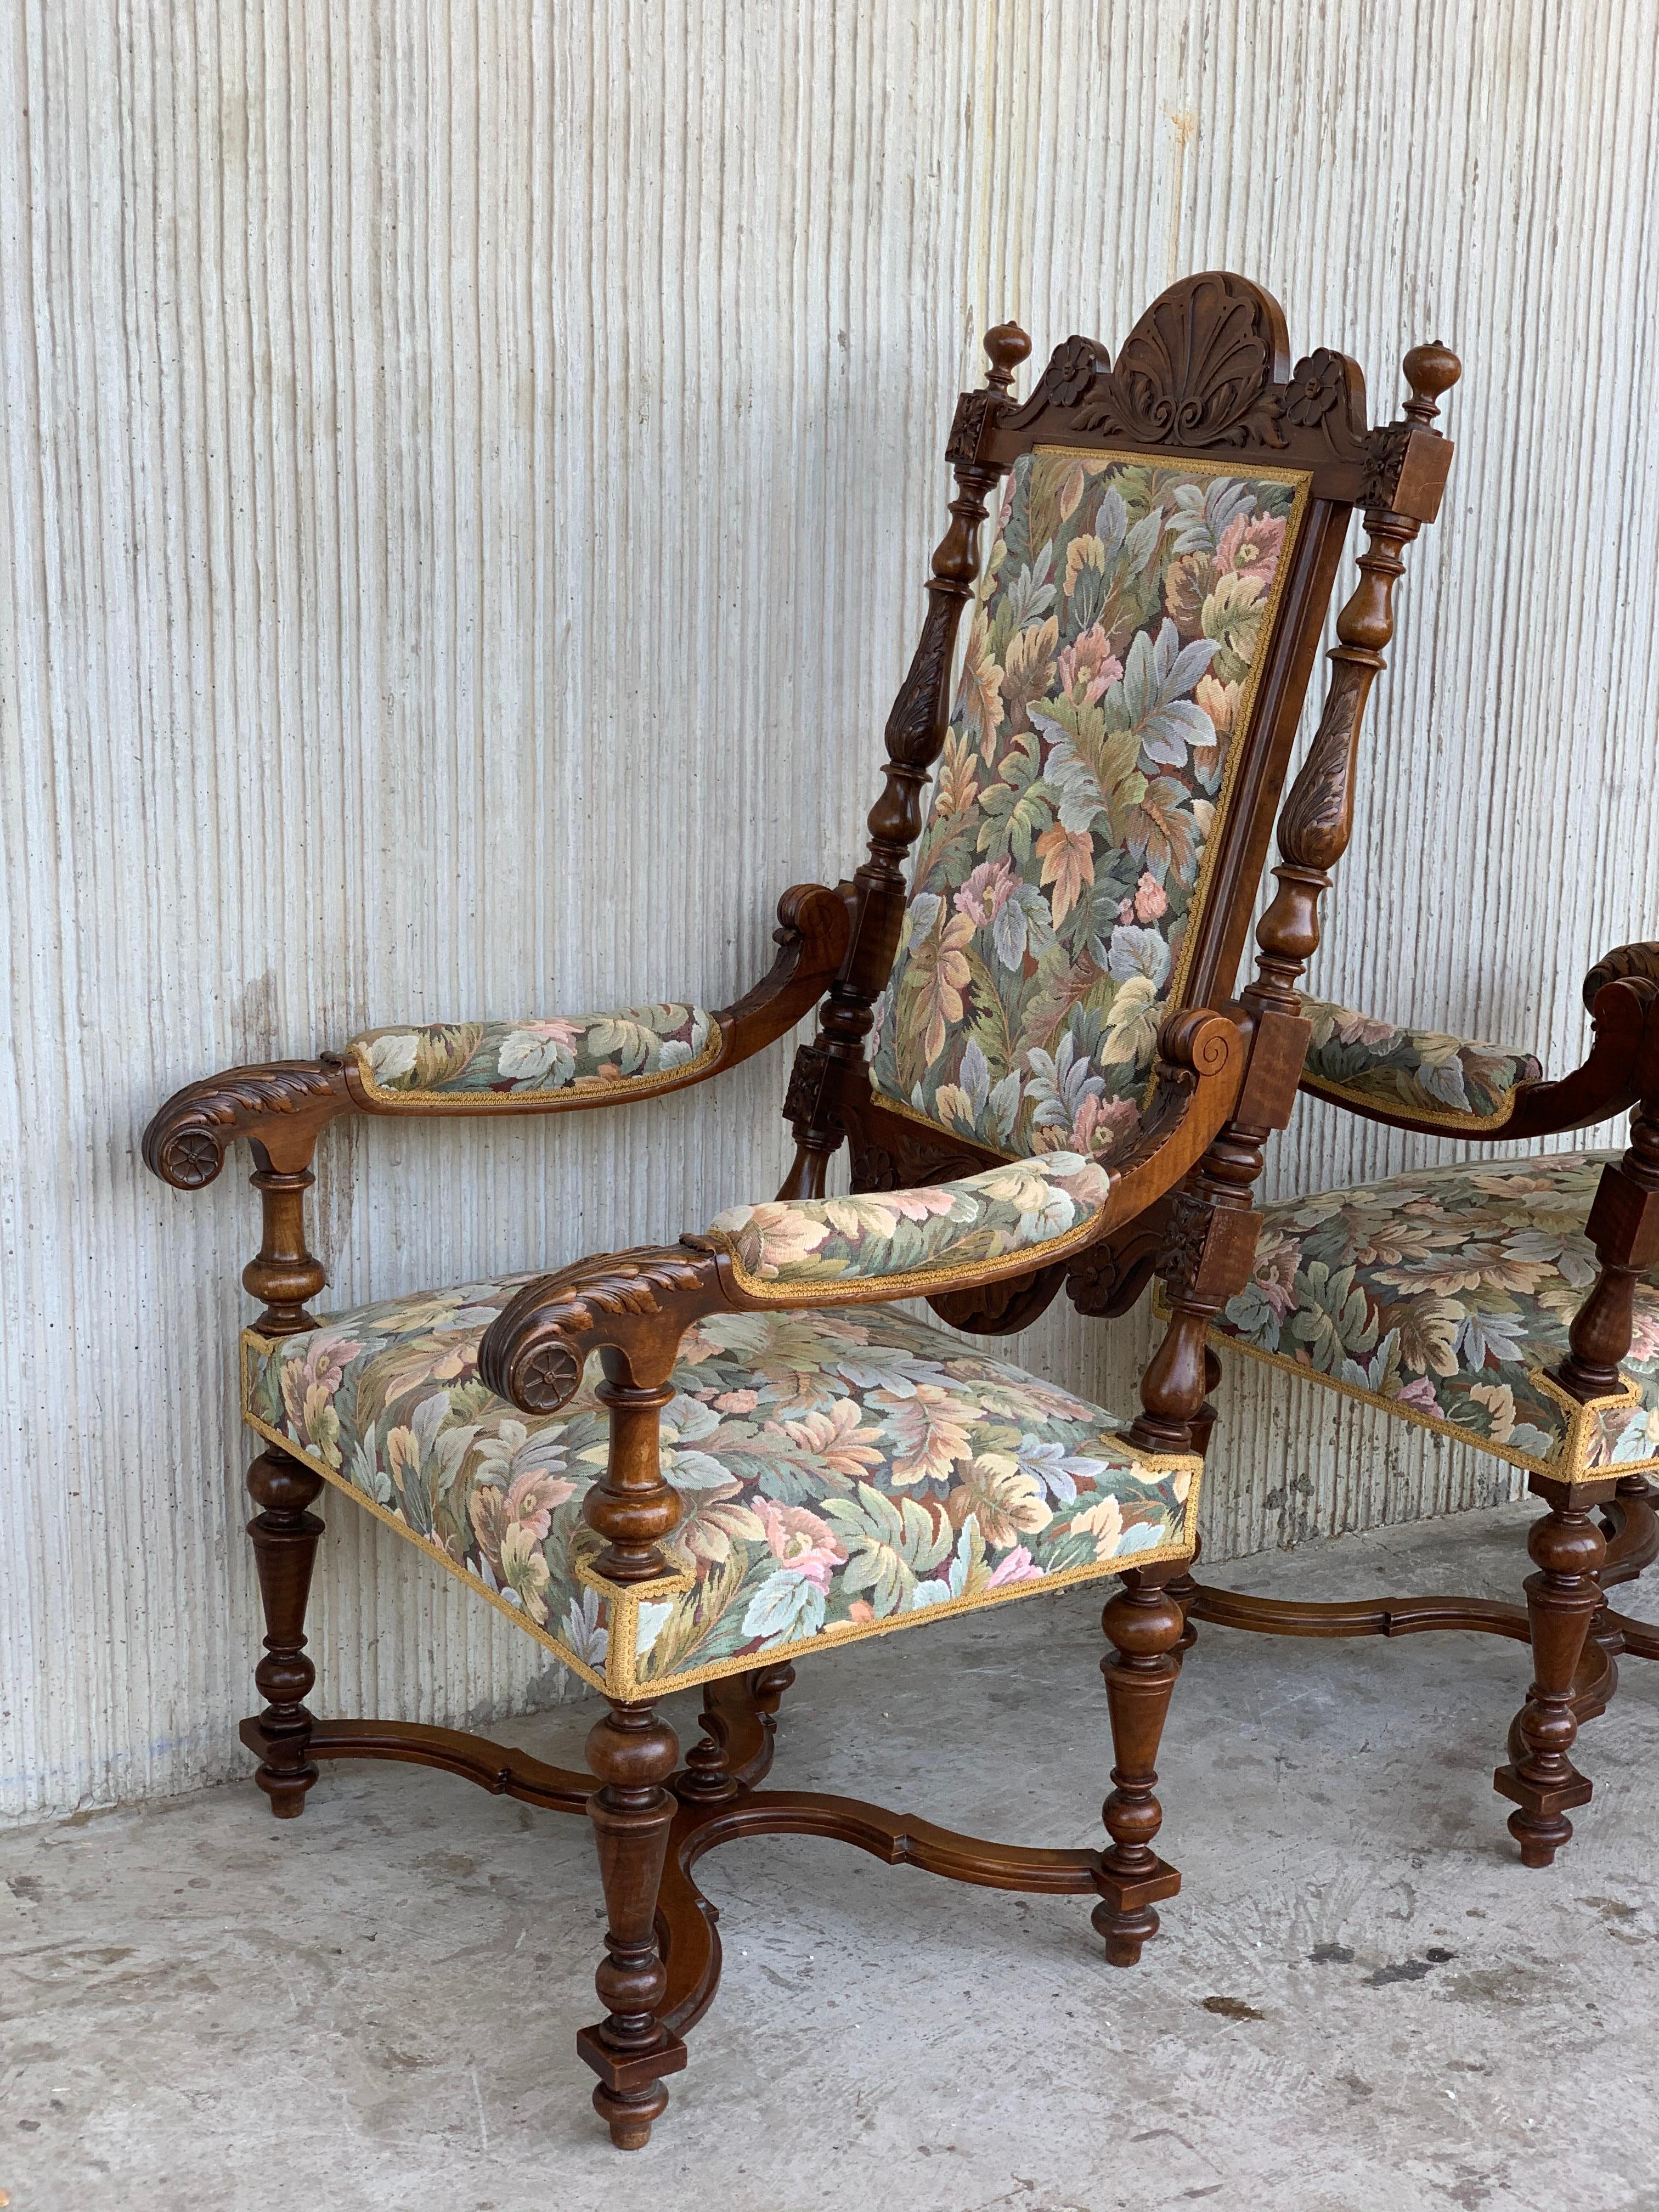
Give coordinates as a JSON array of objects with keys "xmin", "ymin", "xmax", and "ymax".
[
  {"xmin": 143, "ymin": 882, "xmax": 850, "ymax": 1189},
  {"xmin": 347, "ymin": 882, "xmax": 851, "ymax": 1111},
  {"xmin": 1294, "ymin": 940, "xmax": 1659, "ymax": 1143},
  {"xmin": 1296, "ymin": 990, "xmax": 1543, "ymax": 1132},
  {"xmin": 477, "ymin": 1008, "xmax": 1243, "ymax": 1411},
  {"xmin": 350, "ymin": 1001, "xmax": 723, "ymax": 1105}
]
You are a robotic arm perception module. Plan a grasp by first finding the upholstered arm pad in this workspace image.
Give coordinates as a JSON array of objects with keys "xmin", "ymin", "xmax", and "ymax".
[
  {"xmin": 706, "ymin": 1151, "xmax": 1113, "ymax": 1297},
  {"xmin": 1296, "ymin": 992, "xmax": 1543, "ymax": 1128},
  {"xmin": 349, "ymin": 1002, "xmax": 720, "ymax": 1108}
]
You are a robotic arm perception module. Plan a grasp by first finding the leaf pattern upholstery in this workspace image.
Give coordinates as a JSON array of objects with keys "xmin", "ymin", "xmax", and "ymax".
[
  {"xmin": 1297, "ymin": 992, "xmax": 1543, "ymax": 1124},
  {"xmin": 869, "ymin": 448, "xmax": 1307, "ymax": 1161},
  {"xmin": 350, "ymin": 1003, "xmax": 718, "ymax": 1103},
  {"xmin": 707, "ymin": 1151, "xmax": 1112, "ymax": 1292},
  {"xmin": 1208, "ymin": 1150, "xmax": 1659, "ymax": 1481},
  {"xmin": 244, "ymin": 1282, "xmax": 1198, "ymax": 1699}
]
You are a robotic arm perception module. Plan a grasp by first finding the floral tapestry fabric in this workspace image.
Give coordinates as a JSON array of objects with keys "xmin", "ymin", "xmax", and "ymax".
[
  {"xmin": 1297, "ymin": 992, "xmax": 1542, "ymax": 1124},
  {"xmin": 870, "ymin": 448, "xmax": 1306, "ymax": 1162},
  {"xmin": 1209, "ymin": 1150, "xmax": 1659, "ymax": 1479},
  {"xmin": 708, "ymin": 1150, "xmax": 1113, "ymax": 1293},
  {"xmin": 349, "ymin": 1003, "xmax": 718, "ymax": 1102},
  {"xmin": 245, "ymin": 1279, "xmax": 1196, "ymax": 1697}
]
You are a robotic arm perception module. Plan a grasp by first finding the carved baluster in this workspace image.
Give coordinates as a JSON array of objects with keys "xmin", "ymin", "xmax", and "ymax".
[
  {"xmin": 245, "ymin": 1143, "xmax": 328, "ymax": 1334},
  {"xmin": 1093, "ymin": 1572, "xmax": 1186, "ymax": 1965},
  {"xmin": 245, "ymin": 1447, "xmax": 326, "ymax": 1818},
  {"xmin": 1494, "ymin": 1480, "xmax": 1613, "ymax": 1865},
  {"xmin": 780, "ymin": 323, "xmax": 1030, "ymax": 1198},
  {"xmin": 1127, "ymin": 343, "xmax": 1460, "ymax": 1457}
]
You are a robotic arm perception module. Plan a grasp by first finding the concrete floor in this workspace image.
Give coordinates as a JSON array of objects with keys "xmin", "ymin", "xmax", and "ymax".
[{"xmin": 4, "ymin": 1506, "xmax": 1658, "ymax": 2212}]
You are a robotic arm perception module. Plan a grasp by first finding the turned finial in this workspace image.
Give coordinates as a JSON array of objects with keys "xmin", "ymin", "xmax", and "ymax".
[
  {"xmin": 1401, "ymin": 340, "xmax": 1460, "ymax": 428},
  {"xmin": 983, "ymin": 321, "xmax": 1031, "ymax": 396}
]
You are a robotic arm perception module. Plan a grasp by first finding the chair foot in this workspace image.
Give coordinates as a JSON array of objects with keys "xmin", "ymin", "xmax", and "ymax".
[
  {"xmin": 1493, "ymin": 1481, "xmax": 1609, "ymax": 1867},
  {"xmin": 582, "ymin": 1701, "xmax": 685, "ymax": 2147},
  {"xmin": 1094, "ymin": 1571, "xmax": 1185, "ymax": 1965},
  {"xmin": 245, "ymin": 1447, "xmax": 326, "ymax": 1820}
]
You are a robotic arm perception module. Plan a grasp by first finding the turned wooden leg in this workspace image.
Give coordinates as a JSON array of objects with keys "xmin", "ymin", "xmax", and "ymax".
[
  {"xmin": 1093, "ymin": 1569, "xmax": 1186, "ymax": 1966},
  {"xmin": 1493, "ymin": 1480, "xmax": 1612, "ymax": 1867},
  {"xmin": 245, "ymin": 1446, "xmax": 326, "ymax": 1819},
  {"xmin": 579, "ymin": 1701, "xmax": 686, "ymax": 2150}
]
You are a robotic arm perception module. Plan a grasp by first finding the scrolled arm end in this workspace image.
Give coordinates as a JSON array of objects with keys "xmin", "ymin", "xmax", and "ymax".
[
  {"xmin": 1583, "ymin": 941, "xmax": 1659, "ymax": 1015},
  {"xmin": 142, "ymin": 1060, "xmax": 354, "ymax": 1187},
  {"xmin": 1156, "ymin": 1005, "xmax": 1240, "ymax": 1087},
  {"xmin": 478, "ymin": 1241, "xmax": 730, "ymax": 1413}
]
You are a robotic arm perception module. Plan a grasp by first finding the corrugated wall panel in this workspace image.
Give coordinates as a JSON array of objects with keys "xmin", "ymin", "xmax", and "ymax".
[{"xmin": 4, "ymin": 0, "xmax": 1656, "ymax": 1822}]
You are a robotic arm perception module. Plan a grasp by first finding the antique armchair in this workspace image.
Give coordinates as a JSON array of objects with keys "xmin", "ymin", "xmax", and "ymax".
[
  {"xmin": 1182, "ymin": 963, "xmax": 1659, "ymax": 1867},
  {"xmin": 145, "ymin": 273, "xmax": 1457, "ymax": 2148}
]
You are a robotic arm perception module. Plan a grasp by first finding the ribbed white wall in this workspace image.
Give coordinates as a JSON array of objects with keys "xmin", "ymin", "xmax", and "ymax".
[{"xmin": 5, "ymin": 0, "xmax": 1658, "ymax": 1823}]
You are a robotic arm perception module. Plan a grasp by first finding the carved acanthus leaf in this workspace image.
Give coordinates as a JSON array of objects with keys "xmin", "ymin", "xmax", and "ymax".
[
  {"xmin": 1276, "ymin": 661, "xmax": 1370, "ymax": 870},
  {"xmin": 883, "ymin": 601, "xmax": 961, "ymax": 769}
]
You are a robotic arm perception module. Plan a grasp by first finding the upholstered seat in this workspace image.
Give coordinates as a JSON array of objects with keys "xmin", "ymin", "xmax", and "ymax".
[
  {"xmin": 1208, "ymin": 1150, "xmax": 1659, "ymax": 1483},
  {"xmin": 245, "ymin": 1282, "xmax": 1194, "ymax": 1700}
]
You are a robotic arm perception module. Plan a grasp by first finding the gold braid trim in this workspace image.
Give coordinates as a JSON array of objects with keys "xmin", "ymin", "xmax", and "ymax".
[
  {"xmin": 1298, "ymin": 1071, "xmax": 1521, "ymax": 1135},
  {"xmin": 1201, "ymin": 1317, "xmax": 1655, "ymax": 1486}
]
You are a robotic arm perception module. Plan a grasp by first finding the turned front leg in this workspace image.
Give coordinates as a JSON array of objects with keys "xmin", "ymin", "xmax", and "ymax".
[
  {"xmin": 245, "ymin": 1447, "xmax": 326, "ymax": 1819},
  {"xmin": 1093, "ymin": 1570, "xmax": 1186, "ymax": 1965},
  {"xmin": 579, "ymin": 1701, "xmax": 686, "ymax": 2149},
  {"xmin": 1494, "ymin": 1479, "xmax": 1614, "ymax": 1866}
]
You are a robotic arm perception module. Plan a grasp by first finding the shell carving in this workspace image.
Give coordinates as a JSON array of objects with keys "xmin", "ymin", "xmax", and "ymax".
[{"xmin": 1075, "ymin": 273, "xmax": 1285, "ymax": 449}]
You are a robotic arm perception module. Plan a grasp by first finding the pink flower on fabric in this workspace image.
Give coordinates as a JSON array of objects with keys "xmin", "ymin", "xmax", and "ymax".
[
  {"xmin": 1132, "ymin": 872, "xmax": 1168, "ymax": 922},
  {"xmin": 1397, "ymin": 1376, "xmax": 1440, "ymax": 1413},
  {"xmin": 715, "ymin": 1389, "xmax": 760, "ymax": 1414},
  {"xmin": 515, "ymin": 1017, "xmax": 585, "ymax": 1047},
  {"xmin": 499, "ymin": 1468, "xmax": 573, "ymax": 1544},
  {"xmin": 986, "ymin": 1547, "xmax": 1042, "ymax": 1587},
  {"xmin": 1070, "ymin": 1093, "xmax": 1141, "ymax": 1161},
  {"xmin": 1056, "ymin": 623, "xmax": 1124, "ymax": 706},
  {"xmin": 956, "ymin": 855, "xmax": 1019, "ymax": 928},
  {"xmin": 755, "ymin": 1499, "xmax": 848, "ymax": 1590},
  {"xmin": 1215, "ymin": 511, "xmax": 1285, "ymax": 587}
]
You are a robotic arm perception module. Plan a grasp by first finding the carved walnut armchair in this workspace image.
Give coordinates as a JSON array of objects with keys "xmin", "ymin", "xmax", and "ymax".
[
  {"xmin": 145, "ymin": 273, "xmax": 1456, "ymax": 2149},
  {"xmin": 1183, "ymin": 949, "xmax": 1659, "ymax": 1868}
]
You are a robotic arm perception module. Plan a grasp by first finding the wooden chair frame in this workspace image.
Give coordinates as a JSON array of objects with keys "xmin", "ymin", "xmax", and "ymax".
[{"xmin": 148, "ymin": 273, "xmax": 1497, "ymax": 2147}]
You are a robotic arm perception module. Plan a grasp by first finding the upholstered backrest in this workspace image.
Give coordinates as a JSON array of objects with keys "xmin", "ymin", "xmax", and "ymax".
[{"xmin": 870, "ymin": 447, "xmax": 1310, "ymax": 1161}]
